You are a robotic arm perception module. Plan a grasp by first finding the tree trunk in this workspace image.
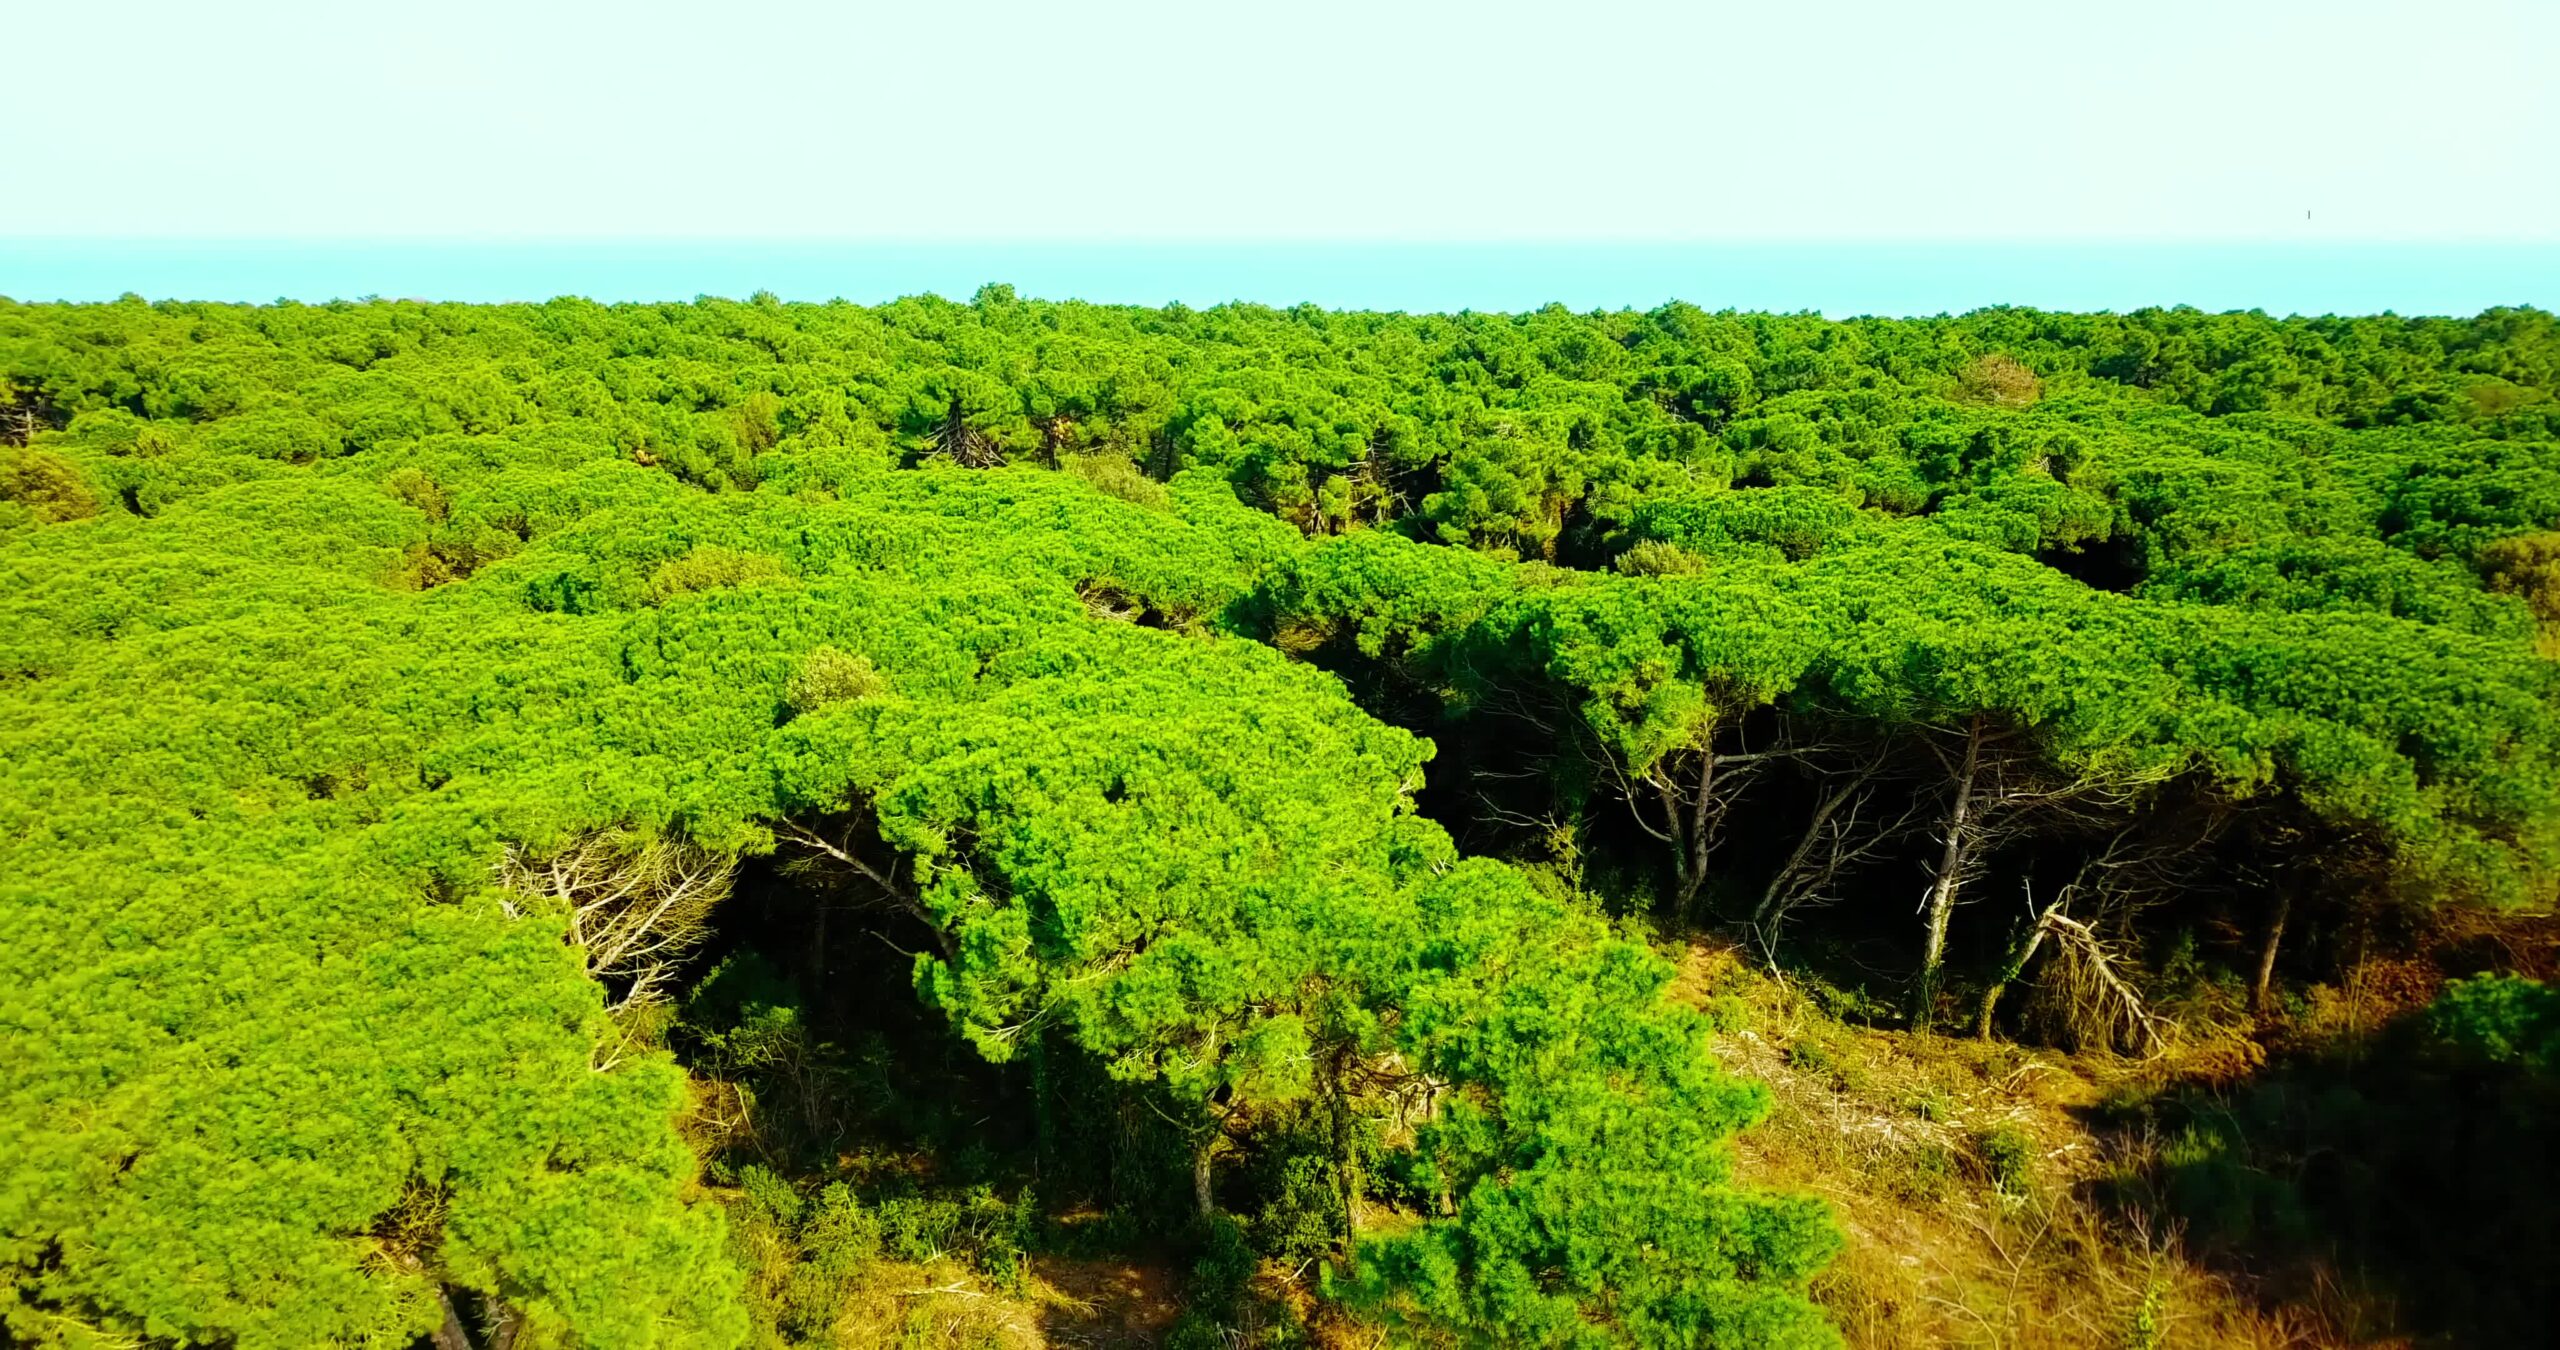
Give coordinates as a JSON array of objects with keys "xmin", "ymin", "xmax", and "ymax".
[
  {"xmin": 1419, "ymin": 1080, "xmax": 1453, "ymax": 1216},
  {"xmin": 809, "ymin": 897, "xmax": 831, "ymax": 1021},
  {"xmin": 431, "ymin": 1289, "xmax": 475, "ymax": 1350},
  {"xmin": 1751, "ymin": 847, "xmax": 1812, "ymax": 943},
  {"xmin": 1192, "ymin": 1135, "xmax": 1216, "ymax": 1221},
  {"xmin": 1915, "ymin": 716, "xmax": 1985, "ymax": 1030},
  {"xmin": 1683, "ymin": 752, "xmax": 1715, "ymax": 917},
  {"xmin": 1748, "ymin": 762, "xmax": 1870, "ymax": 956},
  {"xmin": 1029, "ymin": 1037, "xmax": 1052, "ymax": 1183},
  {"xmin": 2252, "ymin": 887, "xmax": 2291, "ymax": 1017},
  {"xmin": 487, "ymin": 1299, "xmax": 522, "ymax": 1350},
  {"xmin": 1654, "ymin": 751, "xmax": 1715, "ymax": 920},
  {"xmin": 1323, "ymin": 1050, "xmax": 1360, "ymax": 1245},
  {"xmin": 1978, "ymin": 900, "xmax": 2061, "ymax": 1040}
]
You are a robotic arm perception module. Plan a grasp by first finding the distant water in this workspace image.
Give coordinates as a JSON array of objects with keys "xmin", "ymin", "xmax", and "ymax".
[{"xmin": 3, "ymin": 240, "xmax": 2556, "ymax": 318}]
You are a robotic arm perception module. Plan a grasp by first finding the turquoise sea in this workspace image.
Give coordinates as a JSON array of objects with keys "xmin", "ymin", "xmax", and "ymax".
[{"xmin": 3, "ymin": 241, "xmax": 2556, "ymax": 317}]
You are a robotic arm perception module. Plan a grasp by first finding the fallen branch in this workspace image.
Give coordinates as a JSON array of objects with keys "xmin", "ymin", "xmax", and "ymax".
[
  {"xmin": 896, "ymin": 1281, "xmax": 984, "ymax": 1299},
  {"xmin": 1977, "ymin": 884, "xmax": 2169, "ymax": 1055}
]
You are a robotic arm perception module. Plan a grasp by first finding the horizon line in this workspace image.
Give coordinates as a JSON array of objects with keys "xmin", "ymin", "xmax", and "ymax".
[{"xmin": 12, "ymin": 235, "xmax": 2560, "ymax": 249}]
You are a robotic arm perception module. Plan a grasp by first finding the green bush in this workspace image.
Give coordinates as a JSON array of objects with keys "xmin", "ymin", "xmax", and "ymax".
[
  {"xmin": 0, "ymin": 445, "xmax": 97, "ymax": 524},
  {"xmin": 2428, "ymin": 972, "xmax": 2560, "ymax": 1069},
  {"xmin": 786, "ymin": 645, "xmax": 891, "ymax": 713},
  {"xmin": 1970, "ymin": 1121, "xmax": 2038, "ymax": 1196},
  {"xmin": 1062, "ymin": 452, "xmax": 1171, "ymax": 509},
  {"xmin": 646, "ymin": 544, "xmax": 790, "ymax": 603}
]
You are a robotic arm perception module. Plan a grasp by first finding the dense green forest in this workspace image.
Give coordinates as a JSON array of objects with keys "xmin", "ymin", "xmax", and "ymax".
[{"xmin": 4, "ymin": 291, "xmax": 2558, "ymax": 1348}]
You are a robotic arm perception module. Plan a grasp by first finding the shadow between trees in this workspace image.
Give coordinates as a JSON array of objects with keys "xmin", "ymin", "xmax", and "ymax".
[
  {"xmin": 2072, "ymin": 1000, "xmax": 2560, "ymax": 1347},
  {"xmin": 660, "ymin": 843, "xmax": 1339, "ymax": 1346}
]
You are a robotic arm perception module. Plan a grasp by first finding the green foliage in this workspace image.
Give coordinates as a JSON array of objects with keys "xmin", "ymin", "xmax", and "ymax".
[
  {"xmin": 1060, "ymin": 451, "xmax": 1171, "ymax": 509},
  {"xmin": 730, "ymin": 1169, "xmax": 882, "ymax": 1344},
  {"xmin": 6, "ymin": 290, "xmax": 2560, "ymax": 1347},
  {"xmin": 1968, "ymin": 1122, "xmax": 2038, "ymax": 1196},
  {"xmin": 1612, "ymin": 537, "xmax": 1710, "ymax": 576},
  {"xmin": 2126, "ymin": 976, "xmax": 2560, "ymax": 1346},
  {"xmin": 648, "ymin": 544, "xmax": 791, "ymax": 604},
  {"xmin": 1954, "ymin": 353, "xmax": 2043, "ymax": 408},
  {"xmin": 1338, "ymin": 865, "xmax": 1843, "ymax": 1348},
  {"xmin": 0, "ymin": 417, "xmax": 1834, "ymax": 1346},
  {"xmin": 2427, "ymin": 971, "xmax": 2560, "ymax": 1069},
  {"xmin": 784, "ymin": 646, "xmax": 890, "ymax": 714},
  {"xmin": 2121, "ymin": 1280, "xmax": 2168, "ymax": 1350},
  {"xmin": 0, "ymin": 445, "xmax": 97, "ymax": 526}
]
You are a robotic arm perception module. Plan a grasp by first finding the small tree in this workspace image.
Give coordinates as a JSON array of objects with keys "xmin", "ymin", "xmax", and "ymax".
[
  {"xmin": 783, "ymin": 646, "xmax": 890, "ymax": 714},
  {"xmin": 0, "ymin": 445, "xmax": 99, "ymax": 523}
]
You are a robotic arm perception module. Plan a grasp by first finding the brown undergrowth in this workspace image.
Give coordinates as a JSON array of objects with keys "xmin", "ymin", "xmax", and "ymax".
[
  {"xmin": 678, "ymin": 923, "xmax": 2533, "ymax": 1348},
  {"xmin": 1674, "ymin": 942, "xmax": 2374, "ymax": 1349},
  {"xmin": 715, "ymin": 1206, "xmax": 1191, "ymax": 1350}
]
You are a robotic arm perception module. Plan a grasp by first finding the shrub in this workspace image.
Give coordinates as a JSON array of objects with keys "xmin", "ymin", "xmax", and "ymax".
[
  {"xmin": 786, "ymin": 646, "xmax": 891, "ymax": 713},
  {"xmin": 1956, "ymin": 353, "xmax": 2044, "ymax": 407},
  {"xmin": 1062, "ymin": 452, "xmax": 1171, "ymax": 509},
  {"xmin": 645, "ymin": 544, "xmax": 789, "ymax": 603},
  {"xmin": 0, "ymin": 446, "xmax": 99, "ymax": 524},
  {"xmin": 381, "ymin": 467, "xmax": 450, "ymax": 522},
  {"xmin": 2428, "ymin": 972, "xmax": 2560, "ymax": 1070},
  {"xmin": 1878, "ymin": 1141, "xmax": 1958, "ymax": 1204},
  {"xmin": 1970, "ymin": 1121, "xmax": 2038, "ymax": 1195},
  {"xmin": 1613, "ymin": 538, "xmax": 1710, "ymax": 576}
]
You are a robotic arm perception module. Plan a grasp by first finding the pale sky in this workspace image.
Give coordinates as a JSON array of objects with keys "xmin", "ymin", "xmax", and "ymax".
[{"xmin": 15, "ymin": 0, "xmax": 2557, "ymax": 242}]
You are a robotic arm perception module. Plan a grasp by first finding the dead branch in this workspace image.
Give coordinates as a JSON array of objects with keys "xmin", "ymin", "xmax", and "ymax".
[
  {"xmin": 2038, "ymin": 909, "xmax": 2171, "ymax": 1055},
  {"xmin": 1913, "ymin": 713, "xmax": 2179, "ymax": 1028},
  {"xmin": 1977, "ymin": 873, "xmax": 2171, "ymax": 1054},
  {"xmin": 499, "ymin": 831, "xmax": 736, "ymax": 1012},
  {"xmin": 1602, "ymin": 712, "xmax": 1818, "ymax": 922},
  {"xmin": 929, "ymin": 395, "xmax": 1006, "ymax": 468},
  {"xmin": 1749, "ymin": 737, "xmax": 1917, "ymax": 965},
  {"xmin": 772, "ymin": 816, "xmax": 957, "ymax": 960}
]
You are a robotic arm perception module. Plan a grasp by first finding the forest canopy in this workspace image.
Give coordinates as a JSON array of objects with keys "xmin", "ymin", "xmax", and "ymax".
[{"xmin": 3, "ymin": 291, "xmax": 2557, "ymax": 1348}]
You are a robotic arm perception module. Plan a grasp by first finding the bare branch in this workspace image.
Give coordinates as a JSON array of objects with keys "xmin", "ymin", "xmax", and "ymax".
[
  {"xmin": 772, "ymin": 816, "xmax": 957, "ymax": 960},
  {"xmin": 1749, "ymin": 738, "xmax": 1921, "ymax": 965},
  {"xmin": 500, "ymin": 831, "xmax": 736, "ymax": 1014}
]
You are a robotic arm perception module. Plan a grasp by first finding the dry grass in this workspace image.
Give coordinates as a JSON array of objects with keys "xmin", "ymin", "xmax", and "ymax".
[
  {"xmin": 759, "ymin": 1253, "xmax": 1189, "ymax": 1349},
  {"xmin": 823, "ymin": 1255, "xmax": 1043, "ymax": 1349},
  {"xmin": 1675, "ymin": 943, "xmax": 2373, "ymax": 1349},
  {"xmin": 1031, "ymin": 1256, "xmax": 1186, "ymax": 1347}
]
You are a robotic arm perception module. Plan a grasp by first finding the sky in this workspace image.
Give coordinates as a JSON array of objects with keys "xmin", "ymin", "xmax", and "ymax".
[{"xmin": 15, "ymin": 0, "xmax": 2558, "ymax": 243}]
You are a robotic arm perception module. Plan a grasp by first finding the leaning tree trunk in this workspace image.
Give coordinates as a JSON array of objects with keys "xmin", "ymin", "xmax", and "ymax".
[
  {"xmin": 1634, "ymin": 729, "xmax": 1787, "ymax": 927},
  {"xmin": 1323, "ymin": 1048, "xmax": 1360, "ymax": 1245},
  {"xmin": 1747, "ymin": 756, "xmax": 1883, "ymax": 960},
  {"xmin": 1914, "ymin": 716, "xmax": 1986, "ymax": 1030},
  {"xmin": 2252, "ymin": 887, "xmax": 2291, "ymax": 1017},
  {"xmin": 1750, "ymin": 789, "xmax": 1835, "ymax": 939},
  {"xmin": 1978, "ymin": 896, "xmax": 2063, "ymax": 1040},
  {"xmin": 431, "ymin": 1289, "xmax": 475, "ymax": 1350}
]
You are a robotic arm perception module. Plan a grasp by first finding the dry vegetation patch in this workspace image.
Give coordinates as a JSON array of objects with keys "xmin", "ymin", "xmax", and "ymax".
[
  {"xmin": 1028, "ymin": 1256, "xmax": 1186, "ymax": 1347},
  {"xmin": 1678, "ymin": 944, "xmax": 2352, "ymax": 1349}
]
